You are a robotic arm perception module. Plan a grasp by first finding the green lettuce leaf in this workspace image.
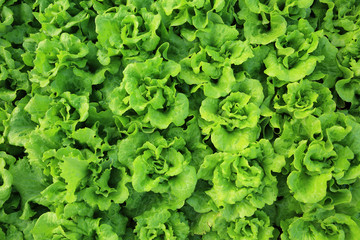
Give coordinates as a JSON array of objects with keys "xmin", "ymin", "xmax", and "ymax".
[
  {"xmin": 199, "ymin": 82, "xmax": 263, "ymax": 152},
  {"xmin": 198, "ymin": 140, "xmax": 285, "ymax": 220}
]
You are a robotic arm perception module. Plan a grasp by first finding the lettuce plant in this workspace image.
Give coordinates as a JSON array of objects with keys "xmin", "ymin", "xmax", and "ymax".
[
  {"xmin": 274, "ymin": 80, "xmax": 336, "ymax": 119},
  {"xmin": 281, "ymin": 209, "xmax": 360, "ymax": 240},
  {"xmin": 0, "ymin": 0, "xmax": 360, "ymax": 239},
  {"xmin": 198, "ymin": 140, "xmax": 285, "ymax": 220}
]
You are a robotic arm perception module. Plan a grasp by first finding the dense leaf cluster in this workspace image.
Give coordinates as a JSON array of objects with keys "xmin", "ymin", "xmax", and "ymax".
[{"xmin": 0, "ymin": 0, "xmax": 360, "ymax": 239}]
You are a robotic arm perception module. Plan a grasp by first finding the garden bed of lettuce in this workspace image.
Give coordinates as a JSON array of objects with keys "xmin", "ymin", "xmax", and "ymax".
[{"xmin": 0, "ymin": 0, "xmax": 360, "ymax": 239}]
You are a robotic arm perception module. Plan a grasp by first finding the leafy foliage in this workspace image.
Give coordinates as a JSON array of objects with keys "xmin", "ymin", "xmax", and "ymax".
[{"xmin": 0, "ymin": 0, "xmax": 360, "ymax": 239}]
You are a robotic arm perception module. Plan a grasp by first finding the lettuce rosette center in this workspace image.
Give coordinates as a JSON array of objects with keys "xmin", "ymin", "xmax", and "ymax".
[
  {"xmin": 226, "ymin": 211, "xmax": 274, "ymax": 240},
  {"xmin": 263, "ymin": 19, "xmax": 327, "ymax": 83},
  {"xmin": 118, "ymin": 132, "xmax": 197, "ymax": 206},
  {"xmin": 200, "ymin": 91, "xmax": 261, "ymax": 152},
  {"xmin": 281, "ymin": 210, "xmax": 360, "ymax": 240},
  {"xmin": 135, "ymin": 142, "xmax": 181, "ymax": 183},
  {"xmin": 110, "ymin": 56, "xmax": 189, "ymax": 129},
  {"xmin": 133, "ymin": 139, "xmax": 187, "ymax": 193},
  {"xmin": 134, "ymin": 208, "xmax": 190, "ymax": 240},
  {"xmin": 274, "ymin": 80, "xmax": 336, "ymax": 119},
  {"xmin": 95, "ymin": 6, "xmax": 161, "ymax": 65},
  {"xmin": 234, "ymin": 158, "xmax": 264, "ymax": 189},
  {"xmin": 150, "ymin": 156, "xmax": 169, "ymax": 175},
  {"xmin": 219, "ymin": 93, "xmax": 249, "ymax": 120},
  {"xmin": 198, "ymin": 140, "xmax": 285, "ymax": 220}
]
